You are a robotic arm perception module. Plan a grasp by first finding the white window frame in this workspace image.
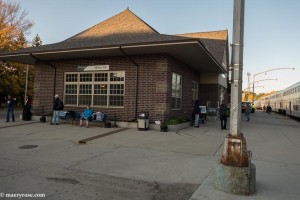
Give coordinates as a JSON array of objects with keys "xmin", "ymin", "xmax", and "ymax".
[
  {"xmin": 171, "ymin": 72, "xmax": 182, "ymax": 110},
  {"xmin": 64, "ymin": 71, "xmax": 125, "ymax": 107},
  {"xmin": 192, "ymin": 81, "xmax": 199, "ymax": 107}
]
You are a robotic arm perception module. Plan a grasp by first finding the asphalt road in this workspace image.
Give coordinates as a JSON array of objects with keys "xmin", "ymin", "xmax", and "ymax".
[{"xmin": 1, "ymin": 111, "xmax": 300, "ymax": 200}]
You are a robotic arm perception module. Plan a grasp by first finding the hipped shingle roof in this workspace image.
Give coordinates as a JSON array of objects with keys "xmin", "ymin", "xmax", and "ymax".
[
  {"xmin": 8, "ymin": 9, "xmax": 192, "ymax": 53},
  {"xmin": 0, "ymin": 9, "xmax": 228, "ymax": 72},
  {"xmin": 177, "ymin": 31, "xmax": 228, "ymax": 66}
]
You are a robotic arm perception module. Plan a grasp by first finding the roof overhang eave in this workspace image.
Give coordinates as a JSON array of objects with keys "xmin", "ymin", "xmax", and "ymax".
[
  {"xmin": 0, "ymin": 40, "xmax": 226, "ymax": 73},
  {"xmin": 120, "ymin": 41, "xmax": 226, "ymax": 73},
  {"xmin": 0, "ymin": 46, "xmax": 122, "ymax": 65}
]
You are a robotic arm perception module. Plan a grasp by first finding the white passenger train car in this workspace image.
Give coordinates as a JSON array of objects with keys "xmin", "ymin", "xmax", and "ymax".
[{"xmin": 258, "ymin": 81, "xmax": 300, "ymax": 118}]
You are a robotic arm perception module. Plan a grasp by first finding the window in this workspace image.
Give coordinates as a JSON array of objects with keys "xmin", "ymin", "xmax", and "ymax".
[
  {"xmin": 192, "ymin": 81, "xmax": 198, "ymax": 107},
  {"xmin": 171, "ymin": 73, "xmax": 182, "ymax": 110},
  {"xmin": 64, "ymin": 71, "xmax": 125, "ymax": 107}
]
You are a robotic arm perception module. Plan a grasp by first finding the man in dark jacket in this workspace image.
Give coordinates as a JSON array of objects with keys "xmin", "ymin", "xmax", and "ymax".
[
  {"xmin": 51, "ymin": 94, "xmax": 64, "ymax": 125},
  {"xmin": 245, "ymin": 103, "xmax": 251, "ymax": 121},
  {"xmin": 6, "ymin": 94, "xmax": 15, "ymax": 122},
  {"xmin": 219, "ymin": 100, "xmax": 228, "ymax": 130},
  {"xmin": 193, "ymin": 100, "xmax": 200, "ymax": 128}
]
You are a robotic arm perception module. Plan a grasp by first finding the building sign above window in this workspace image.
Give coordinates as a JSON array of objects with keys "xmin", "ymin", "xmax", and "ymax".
[{"xmin": 78, "ymin": 65, "xmax": 110, "ymax": 71}]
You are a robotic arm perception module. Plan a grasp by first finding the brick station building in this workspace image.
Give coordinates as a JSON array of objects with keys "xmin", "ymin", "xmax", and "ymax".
[{"xmin": 0, "ymin": 9, "xmax": 229, "ymax": 123}]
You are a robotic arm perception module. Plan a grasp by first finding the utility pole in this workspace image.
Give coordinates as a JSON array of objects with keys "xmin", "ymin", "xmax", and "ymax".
[
  {"xmin": 215, "ymin": 0, "xmax": 256, "ymax": 195},
  {"xmin": 221, "ymin": 0, "xmax": 248, "ymax": 167},
  {"xmin": 25, "ymin": 65, "xmax": 29, "ymax": 104},
  {"xmin": 247, "ymin": 72, "xmax": 251, "ymax": 101}
]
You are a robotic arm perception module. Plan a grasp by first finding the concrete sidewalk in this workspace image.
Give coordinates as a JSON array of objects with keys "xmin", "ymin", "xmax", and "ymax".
[
  {"xmin": 0, "ymin": 109, "xmax": 37, "ymax": 128},
  {"xmin": 191, "ymin": 111, "xmax": 300, "ymax": 200},
  {"xmin": 0, "ymin": 111, "xmax": 299, "ymax": 199}
]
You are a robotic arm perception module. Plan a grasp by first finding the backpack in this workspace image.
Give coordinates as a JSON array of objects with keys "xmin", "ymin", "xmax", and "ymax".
[{"xmin": 96, "ymin": 112, "xmax": 106, "ymax": 122}]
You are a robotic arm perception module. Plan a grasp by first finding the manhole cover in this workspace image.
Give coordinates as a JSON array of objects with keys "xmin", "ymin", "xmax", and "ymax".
[{"xmin": 19, "ymin": 145, "xmax": 38, "ymax": 149}]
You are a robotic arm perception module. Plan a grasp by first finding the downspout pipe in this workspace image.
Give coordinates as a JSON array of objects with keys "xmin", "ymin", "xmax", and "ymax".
[
  {"xmin": 119, "ymin": 46, "xmax": 139, "ymax": 120},
  {"xmin": 30, "ymin": 53, "xmax": 57, "ymax": 100}
]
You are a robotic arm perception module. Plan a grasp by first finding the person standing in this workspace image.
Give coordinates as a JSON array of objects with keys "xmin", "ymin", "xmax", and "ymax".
[
  {"xmin": 219, "ymin": 100, "xmax": 228, "ymax": 130},
  {"xmin": 266, "ymin": 104, "xmax": 272, "ymax": 115},
  {"xmin": 51, "ymin": 94, "xmax": 64, "ymax": 125},
  {"xmin": 6, "ymin": 94, "xmax": 15, "ymax": 122},
  {"xmin": 251, "ymin": 104, "xmax": 255, "ymax": 113},
  {"xmin": 193, "ymin": 100, "xmax": 200, "ymax": 128},
  {"xmin": 22, "ymin": 96, "xmax": 32, "ymax": 121},
  {"xmin": 245, "ymin": 103, "xmax": 251, "ymax": 121}
]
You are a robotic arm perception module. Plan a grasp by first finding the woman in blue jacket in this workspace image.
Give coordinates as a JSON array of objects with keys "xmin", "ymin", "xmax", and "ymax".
[{"xmin": 79, "ymin": 104, "xmax": 93, "ymax": 128}]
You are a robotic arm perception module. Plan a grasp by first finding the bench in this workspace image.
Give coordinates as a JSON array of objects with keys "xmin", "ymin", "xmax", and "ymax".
[
  {"xmin": 60, "ymin": 111, "xmax": 81, "ymax": 125},
  {"xmin": 60, "ymin": 111, "xmax": 115, "ymax": 128}
]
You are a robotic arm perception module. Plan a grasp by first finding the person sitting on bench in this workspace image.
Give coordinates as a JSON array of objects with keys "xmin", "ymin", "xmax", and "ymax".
[{"xmin": 79, "ymin": 104, "xmax": 93, "ymax": 128}]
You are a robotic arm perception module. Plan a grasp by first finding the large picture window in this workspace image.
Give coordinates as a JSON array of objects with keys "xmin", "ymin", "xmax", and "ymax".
[
  {"xmin": 171, "ymin": 73, "xmax": 182, "ymax": 110},
  {"xmin": 64, "ymin": 71, "xmax": 125, "ymax": 107}
]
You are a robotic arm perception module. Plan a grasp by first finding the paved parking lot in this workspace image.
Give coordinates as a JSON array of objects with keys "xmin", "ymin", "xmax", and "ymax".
[{"xmin": 0, "ymin": 110, "xmax": 300, "ymax": 199}]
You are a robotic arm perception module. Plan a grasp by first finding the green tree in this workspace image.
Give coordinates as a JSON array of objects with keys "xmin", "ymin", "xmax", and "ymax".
[
  {"xmin": 0, "ymin": 0, "xmax": 34, "ymax": 107},
  {"xmin": 0, "ymin": 62, "xmax": 34, "ymax": 105}
]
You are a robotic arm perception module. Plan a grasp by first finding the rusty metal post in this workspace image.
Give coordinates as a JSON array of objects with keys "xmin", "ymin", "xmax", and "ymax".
[
  {"xmin": 221, "ymin": 0, "xmax": 248, "ymax": 167},
  {"xmin": 216, "ymin": 1, "xmax": 256, "ymax": 195}
]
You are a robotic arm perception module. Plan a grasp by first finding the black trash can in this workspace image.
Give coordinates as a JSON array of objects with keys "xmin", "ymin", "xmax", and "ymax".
[{"xmin": 137, "ymin": 112, "xmax": 149, "ymax": 131}]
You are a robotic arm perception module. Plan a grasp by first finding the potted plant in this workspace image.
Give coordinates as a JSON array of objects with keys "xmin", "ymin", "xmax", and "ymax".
[
  {"xmin": 159, "ymin": 119, "xmax": 168, "ymax": 132},
  {"xmin": 160, "ymin": 123, "xmax": 168, "ymax": 132}
]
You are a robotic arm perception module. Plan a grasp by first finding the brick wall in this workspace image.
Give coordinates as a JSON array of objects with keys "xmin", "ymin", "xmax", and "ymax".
[
  {"xmin": 33, "ymin": 56, "xmax": 136, "ymax": 121},
  {"xmin": 167, "ymin": 56, "xmax": 200, "ymax": 121},
  {"xmin": 32, "ymin": 54, "xmax": 201, "ymax": 123},
  {"xmin": 199, "ymin": 83, "xmax": 227, "ymax": 107},
  {"xmin": 135, "ymin": 55, "xmax": 169, "ymax": 122}
]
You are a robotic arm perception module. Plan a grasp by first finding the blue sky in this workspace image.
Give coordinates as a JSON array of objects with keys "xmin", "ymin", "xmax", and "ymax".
[{"xmin": 7, "ymin": 0, "xmax": 300, "ymax": 94}]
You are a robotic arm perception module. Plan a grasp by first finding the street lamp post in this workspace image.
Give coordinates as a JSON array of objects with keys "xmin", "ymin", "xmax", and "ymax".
[
  {"xmin": 243, "ymin": 85, "xmax": 264, "ymax": 91},
  {"xmin": 252, "ymin": 68, "xmax": 295, "ymax": 102},
  {"xmin": 25, "ymin": 65, "xmax": 29, "ymax": 105},
  {"xmin": 252, "ymin": 78, "xmax": 278, "ymax": 83},
  {"xmin": 220, "ymin": 0, "xmax": 246, "ymax": 165},
  {"xmin": 250, "ymin": 78, "xmax": 278, "ymax": 100},
  {"xmin": 244, "ymin": 86, "xmax": 264, "ymax": 101},
  {"xmin": 247, "ymin": 72, "xmax": 251, "ymax": 101},
  {"xmin": 215, "ymin": 1, "xmax": 256, "ymax": 196}
]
